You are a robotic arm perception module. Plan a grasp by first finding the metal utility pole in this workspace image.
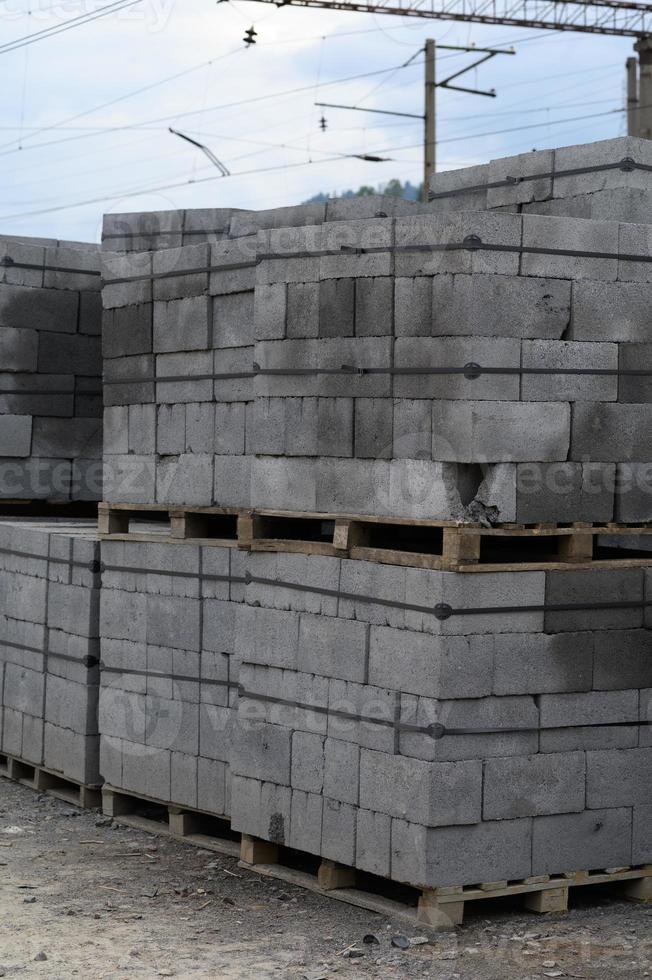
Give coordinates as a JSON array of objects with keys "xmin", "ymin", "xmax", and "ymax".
[
  {"xmin": 316, "ymin": 42, "xmax": 513, "ymax": 203},
  {"xmin": 424, "ymin": 38, "xmax": 436, "ymax": 200},
  {"xmin": 634, "ymin": 35, "xmax": 652, "ymax": 138},
  {"xmin": 627, "ymin": 55, "xmax": 639, "ymax": 135}
]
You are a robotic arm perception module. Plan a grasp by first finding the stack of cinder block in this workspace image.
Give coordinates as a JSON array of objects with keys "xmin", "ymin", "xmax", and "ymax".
[
  {"xmin": 100, "ymin": 196, "xmax": 428, "ymax": 508},
  {"xmin": 93, "ymin": 136, "xmax": 651, "ymax": 897},
  {"xmin": 430, "ymin": 135, "xmax": 652, "ymax": 222},
  {"xmin": 98, "ymin": 539, "xmax": 245, "ymax": 816},
  {"xmin": 0, "ymin": 235, "xmax": 102, "ymax": 501},
  {"xmin": 0, "ymin": 518, "xmax": 102, "ymax": 789},
  {"xmin": 230, "ymin": 554, "xmax": 651, "ymax": 886}
]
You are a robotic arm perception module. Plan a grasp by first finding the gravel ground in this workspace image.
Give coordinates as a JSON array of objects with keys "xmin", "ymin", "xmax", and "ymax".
[{"xmin": 0, "ymin": 778, "xmax": 650, "ymax": 979}]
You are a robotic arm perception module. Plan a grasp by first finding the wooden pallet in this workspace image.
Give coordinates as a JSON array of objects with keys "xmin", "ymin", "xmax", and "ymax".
[
  {"xmin": 98, "ymin": 502, "xmax": 652, "ymax": 571},
  {"xmin": 101, "ymin": 786, "xmax": 240, "ymax": 858},
  {"xmin": 0, "ymin": 753, "xmax": 102, "ymax": 809},
  {"xmin": 240, "ymin": 838, "xmax": 652, "ymax": 931},
  {"xmin": 98, "ymin": 786, "xmax": 652, "ymax": 931},
  {"xmin": 97, "ymin": 502, "xmax": 241, "ymax": 546}
]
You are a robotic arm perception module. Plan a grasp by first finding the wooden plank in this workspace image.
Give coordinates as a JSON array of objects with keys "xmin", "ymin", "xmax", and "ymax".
[{"xmin": 350, "ymin": 547, "xmax": 443, "ymax": 570}]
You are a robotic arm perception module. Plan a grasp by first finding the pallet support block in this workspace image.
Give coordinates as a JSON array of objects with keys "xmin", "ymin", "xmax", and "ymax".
[
  {"xmin": 623, "ymin": 869, "xmax": 652, "ymax": 904},
  {"xmin": 417, "ymin": 889, "xmax": 465, "ymax": 929},
  {"xmin": 442, "ymin": 528, "xmax": 481, "ymax": 567},
  {"xmin": 102, "ymin": 788, "xmax": 135, "ymax": 818},
  {"xmin": 317, "ymin": 859, "xmax": 357, "ymax": 890},
  {"xmin": 168, "ymin": 807, "xmax": 203, "ymax": 837},
  {"xmin": 240, "ymin": 833, "xmax": 279, "ymax": 865},
  {"xmin": 523, "ymin": 885, "xmax": 569, "ymax": 914},
  {"xmin": 98, "ymin": 506, "xmax": 130, "ymax": 535}
]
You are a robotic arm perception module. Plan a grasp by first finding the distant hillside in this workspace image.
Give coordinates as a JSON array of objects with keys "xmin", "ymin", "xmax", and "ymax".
[{"xmin": 305, "ymin": 179, "xmax": 423, "ymax": 203}]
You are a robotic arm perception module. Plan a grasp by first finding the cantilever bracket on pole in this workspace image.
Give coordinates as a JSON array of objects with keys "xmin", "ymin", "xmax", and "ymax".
[{"xmin": 169, "ymin": 127, "xmax": 231, "ymax": 176}]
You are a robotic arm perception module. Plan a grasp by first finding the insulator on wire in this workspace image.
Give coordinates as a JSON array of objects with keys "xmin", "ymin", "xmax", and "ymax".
[{"xmin": 244, "ymin": 26, "xmax": 257, "ymax": 46}]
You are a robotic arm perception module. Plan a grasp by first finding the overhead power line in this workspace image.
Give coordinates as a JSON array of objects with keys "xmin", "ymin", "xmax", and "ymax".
[
  {"xmin": 0, "ymin": 0, "xmax": 145, "ymax": 56},
  {"xmin": 2, "ymin": 99, "xmax": 644, "ymax": 223}
]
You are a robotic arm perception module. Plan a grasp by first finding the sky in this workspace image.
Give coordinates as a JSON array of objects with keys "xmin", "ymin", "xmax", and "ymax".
[{"xmin": 0, "ymin": 0, "xmax": 638, "ymax": 242}]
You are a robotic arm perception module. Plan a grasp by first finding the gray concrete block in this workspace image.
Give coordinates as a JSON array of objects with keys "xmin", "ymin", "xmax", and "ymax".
[
  {"xmin": 539, "ymin": 689, "xmax": 639, "ymax": 729},
  {"xmin": 103, "ymin": 303, "xmax": 152, "ymax": 359},
  {"xmin": 153, "ymin": 296, "xmax": 211, "ymax": 354},
  {"xmin": 289, "ymin": 789, "xmax": 323, "ymax": 854},
  {"xmin": 38, "ymin": 332, "xmax": 101, "ymax": 377},
  {"xmin": 102, "ymin": 251, "xmax": 152, "ymax": 308},
  {"xmin": 354, "ymin": 398, "xmax": 392, "ymax": 460},
  {"xmin": 320, "ymin": 218, "xmax": 392, "ymax": 279},
  {"xmin": 100, "ymin": 588, "xmax": 147, "ymax": 643},
  {"xmin": 532, "ymin": 807, "xmax": 632, "ymax": 876},
  {"xmin": 430, "ymin": 274, "xmax": 570, "ymax": 340},
  {"xmin": 103, "ymin": 454, "xmax": 156, "ymax": 503},
  {"xmin": 128, "ymin": 404, "xmax": 155, "ymax": 456},
  {"xmin": 210, "ymin": 237, "xmax": 257, "ymax": 294},
  {"xmin": 235, "ymin": 605, "xmax": 299, "ymax": 670},
  {"xmin": 326, "ymin": 194, "xmax": 414, "ymax": 221},
  {"xmin": 615, "ymin": 463, "xmax": 652, "ymax": 521},
  {"xmin": 323, "ymin": 738, "xmax": 359, "ymax": 805},
  {"xmin": 356, "ymin": 808, "xmax": 391, "ymax": 877},
  {"xmin": 483, "ymin": 751, "xmax": 585, "ymax": 819},
  {"xmin": 570, "ymin": 280, "xmax": 651, "ymax": 342},
  {"xmin": 572, "ymin": 404, "xmax": 652, "ymax": 462},
  {"xmin": 395, "ymin": 212, "xmax": 521, "ymax": 277},
  {"xmin": 319, "ymin": 278, "xmax": 354, "ymax": 338},
  {"xmin": 0, "ymin": 282, "xmax": 79, "ymax": 332},
  {"xmin": 146, "ymin": 594, "xmax": 200, "ymax": 651},
  {"xmin": 33, "ymin": 417, "xmax": 100, "ymax": 459},
  {"xmin": 432, "ymin": 401, "xmax": 570, "ymax": 462},
  {"xmin": 632, "ymin": 805, "xmax": 652, "ymax": 864},
  {"xmin": 392, "ymin": 399, "xmax": 431, "ymax": 460},
  {"xmin": 516, "ymin": 462, "xmax": 615, "ymax": 524},
  {"xmin": 286, "ymin": 282, "xmax": 319, "ymax": 338},
  {"xmin": 618, "ymin": 342, "xmax": 652, "ymax": 402},
  {"xmin": 213, "ymin": 454, "xmax": 251, "ymax": 508},
  {"xmin": 422, "ymin": 819, "xmax": 532, "ymax": 887},
  {"xmin": 231, "ymin": 719, "xmax": 292, "ymax": 784},
  {"xmin": 355, "ymin": 277, "xmax": 393, "ymax": 336},
  {"xmin": 254, "ymin": 337, "xmax": 392, "ymax": 398},
  {"xmin": 213, "ymin": 291, "xmax": 254, "ymax": 348},
  {"xmin": 152, "ymin": 242, "xmax": 209, "ymax": 300},
  {"xmin": 246, "ymin": 552, "xmax": 340, "ymax": 617},
  {"xmin": 585, "ymin": 747, "xmax": 652, "ymax": 808},
  {"xmin": 487, "ymin": 148, "xmax": 554, "ymax": 207},
  {"xmin": 170, "ymin": 751, "xmax": 198, "ymax": 809},
  {"xmin": 198, "ymin": 704, "xmax": 232, "ymax": 761},
  {"xmin": 102, "ymin": 209, "xmax": 183, "ymax": 252},
  {"xmin": 369, "ymin": 628, "xmax": 494, "ymax": 700},
  {"xmin": 327, "ymin": 679, "xmax": 396, "ymax": 753},
  {"xmin": 298, "ymin": 614, "xmax": 368, "ymax": 683},
  {"xmin": 521, "ymin": 340, "xmax": 618, "ymax": 401},
  {"xmin": 554, "ymin": 136, "xmax": 652, "ymax": 197},
  {"xmin": 545, "ymin": 568, "xmax": 644, "ymax": 632},
  {"xmin": 522, "ymin": 214, "xmax": 618, "ymax": 281},
  {"xmin": 316, "ymin": 458, "xmax": 391, "ymax": 516},
  {"xmin": 359, "ymin": 748, "xmax": 481, "ymax": 826},
  {"xmin": 493, "ymin": 631, "xmax": 593, "ymax": 696},
  {"xmin": 197, "ymin": 757, "xmax": 228, "ymax": 816},
  {"xmin": 104, "ymin": 406, "xmax": 128, "ymax": 455},
  {"xmin": 213, "ymin": 345, "xmax": 253, "ymax": 403},
  {"xmin": 250, "ymin": 456, "xmax": 317, "ymax": 511},
  {"xmin": 593, "ymin": 630, "xmax": 652, "ymax": 690},
  {"xmin": 539, "ymin": 724, "xmax": 639, "ymax": 753},
  {"xmin": 155, "ymin": 350, "xmax": 212, "ymax": 403},
  {"xmin": 185, "ymin": 402, "xmax": 215, "ymax": 454},
  {"xmin": 104, "ymin": 353, "xmax": 154, "ymax": 406},
  {"xmin": 254, "ymin": 282, "xmax": 286, "ymax": 341},
  {"xmin": 394, "ymin": 277, "xmax": 431, "ymax": 337},
  {"xmin": 394, "ymin": 336, "xmax": 521, "ymax": 400},
  {"xmin": 321, "ymin": 798, "xmax": 356, "ymax": 866},
  {"xmin": 429, "ymin": 161, "xmax": 489, "ymax": 212},
  {"xmin": 156, "ymin": 404, "xmax": 185, "ymax": 455},
  {"xmin": 0, "ymin": 327, "xmax": 38, "ymax": 372},
  {"xmin": 290, "ymin": 731, "xmax": 324, "ymax": 794},
  {"xmin": 399, "ymin": 692, "xmax": 539, "ymax": 762},
  {"xmin": 0, "ymin": 415, "xmax": 31, "ymax": 457},
  {"xmin": 156, "ymin": 454, "xmax": 213, "ymax": 506}
]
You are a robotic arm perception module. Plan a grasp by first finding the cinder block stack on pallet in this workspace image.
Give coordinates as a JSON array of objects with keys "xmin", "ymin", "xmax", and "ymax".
[
  {"xmin": 100, "ymin": 196, "xmax": 423, "ymax": 508},
  {"xmin": 430, "ymin": 135, "xmax": 652, "ymax": 222},
  {"xmin": 230, "ymin": 554, "xmax": 651, "ymax": 921},
  {"xmin": 0, "ymin": 235, "xmax": 102, "ymax": 501},
  {"xmin": 0, "ymin": 518, "xmax": 102, "ymax": 802},
  {"xmin": 93, "ymin": 136, "xmax": 651, "ymax": 925},
  {"xmin": 98, "ymin": 539, "xmax": 245, "ymax": 818}
]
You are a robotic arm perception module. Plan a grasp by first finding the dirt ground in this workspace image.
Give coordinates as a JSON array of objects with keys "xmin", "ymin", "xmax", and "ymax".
[{"xmin": 0, "ymin": 779, "xmax": 650, "ymax": 980}]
